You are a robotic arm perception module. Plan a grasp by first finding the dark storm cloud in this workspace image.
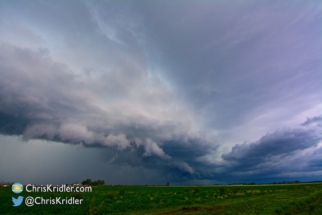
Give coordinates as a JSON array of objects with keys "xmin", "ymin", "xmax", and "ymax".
[
  {"xmin": 0, "ymin": 41, "xmax": 213, "ymax": 179},
  {"xmin": 306, "ymin": 147, "xmax": 322, "ymax": 170},
  {"xmin": 0, "ymin": 43, "xmax": 207, "ymax": 148},
  {"xmin": 95, "ymin": 136, "xmax": 218, "ymax": 181},
  {"xmin": 222, "ymin": 120, "xmax": 322, "ymax": 178},
  {"xmin": 222, "ymin": 128, "xmax": 321, "ymax": 162},
  {"xmin": 301, "ymin": 115, "xmax": 322, "ymax": 126}
]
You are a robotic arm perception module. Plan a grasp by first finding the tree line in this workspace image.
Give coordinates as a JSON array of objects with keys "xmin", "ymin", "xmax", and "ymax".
[{"xmin": 81, "ymin": 179, "xmax": 105, "ymax": 186}]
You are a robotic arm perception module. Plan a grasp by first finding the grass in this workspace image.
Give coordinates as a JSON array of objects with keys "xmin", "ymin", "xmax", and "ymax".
[{"xmin": 0, "ymin": 183, "xmax": 321, "ymax": 214}]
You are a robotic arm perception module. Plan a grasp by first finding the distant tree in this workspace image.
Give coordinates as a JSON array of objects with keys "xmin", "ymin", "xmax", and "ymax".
[
  {"xmin": 81, "ymin": 179, "xmax": 105, "ymax": 186},
  {"xmin": 97, "ymin": 180, "xmax": 105, "ymax": 186},
  {"xmin": 82, "ymin": 178, "xmax": 92, "ymax": 185}
]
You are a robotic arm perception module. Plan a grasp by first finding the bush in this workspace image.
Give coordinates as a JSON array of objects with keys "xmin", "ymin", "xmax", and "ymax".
[
  {"xmin": 232, "ymin": 187, "xmax": 240, "ymax": 194},
  {"xmin": 194, "ymin": 188, "xmax": 200, "ymax": 194},
  {"xmin": 119, "ymin": 189, "xmax": 125, "ymax": 196},
  {"xmin": 219, "ymin": 187, "xmax": 227, "ymax": 195},
  {"xmin": 89, "ymin": 197, "xmax": 104, "ymax": 215},
  {"xmin": 274, "ymin": 208, "xmax": 282, "ymax": 214},
  {"xmin": 106, "ymin": 192, "xmax": 116, "ymax": 199}
]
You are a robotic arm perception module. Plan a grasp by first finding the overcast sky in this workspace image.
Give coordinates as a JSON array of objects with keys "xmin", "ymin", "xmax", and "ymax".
[{"xmin": 0, "ymin": 0, "xmax": 321, "ymax": 185}]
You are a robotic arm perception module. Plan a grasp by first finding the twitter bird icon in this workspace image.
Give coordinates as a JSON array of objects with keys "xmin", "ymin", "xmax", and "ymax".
[{"xmin": 12, "ymin": 196, "xmax": 24, "ymax": 207}]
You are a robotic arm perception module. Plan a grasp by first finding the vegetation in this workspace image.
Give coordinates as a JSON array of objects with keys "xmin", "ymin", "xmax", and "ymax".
[
  {"xmin": 81, "ymin": 179, "xmax": 105, "ymax": 187},
  {"xmin": 1, "ymin": 183, "xmax": 322, "ymax": 214}
]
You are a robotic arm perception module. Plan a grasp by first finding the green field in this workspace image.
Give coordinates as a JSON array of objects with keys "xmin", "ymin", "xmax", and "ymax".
[{"xmin": 1, "ymin": 183, "xmax": 322, "ymax": 215}]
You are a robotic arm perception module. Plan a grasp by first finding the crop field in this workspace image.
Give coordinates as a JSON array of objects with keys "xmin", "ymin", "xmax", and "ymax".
[{"xmin": 1, "ymin": 183, "xmax": 322, "ymax": 215}]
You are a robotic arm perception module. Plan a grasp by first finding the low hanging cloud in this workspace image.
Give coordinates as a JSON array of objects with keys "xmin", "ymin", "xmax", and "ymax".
[
  {"xmin": 301, "ymin": 115, "xmax": 322, "ymax": 126},
  {"xmin": 222, "ymin": 128, "xmax": 321, "ymax": 163},
  {"xmin": 0, "ymin": 43, "xmax": 214, "ymax": 178},
  {"xmin": 222, "ymin": 118, "xmax": 322, "ymax": 178}
]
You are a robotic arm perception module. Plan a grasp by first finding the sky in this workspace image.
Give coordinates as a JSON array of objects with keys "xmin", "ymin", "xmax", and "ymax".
[{"xmin": 0, "ymin": 0, "xmax": 321, "ymax": 185}]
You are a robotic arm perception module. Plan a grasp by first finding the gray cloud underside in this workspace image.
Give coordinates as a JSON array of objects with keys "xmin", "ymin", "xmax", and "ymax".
[
  {"xmin": 301, "ymin": 116, "xmax": 322, "ymax": 126},
  {"xmin": 222, "ymin": 122, "xmax": 322, "ymax": 177},
  {"xmin": 0, "ymin": 43, "xmax": 215, "ymax": 179}
]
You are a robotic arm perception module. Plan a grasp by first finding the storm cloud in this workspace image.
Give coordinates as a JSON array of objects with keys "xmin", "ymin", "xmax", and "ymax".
[
  {"xmin": 0, "ymin": 42, "xmax": 213, "ymax": 177},
  {"xmin": 222, "ymin": 122, "xmax": 322, "ymax": 178},
  {"xmin": 0, "ymin": 0, "xmax": 321, "ymax": 184}
]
